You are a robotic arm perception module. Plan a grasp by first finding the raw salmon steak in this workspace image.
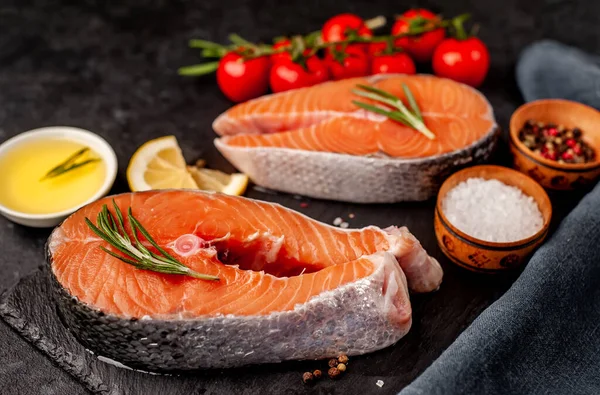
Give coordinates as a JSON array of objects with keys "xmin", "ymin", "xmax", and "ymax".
[
  {"xmin": 213, "ymin": 74, "xmax": 498, "ymax": 203},
  {"xmin": 48, "ymin": 190, "xmax": 442, "ymax": 371}
]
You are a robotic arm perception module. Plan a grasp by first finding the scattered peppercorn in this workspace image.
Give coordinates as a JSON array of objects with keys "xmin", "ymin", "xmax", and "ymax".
[
  {"xmin": 303, "ymin": 355, "xmax": 350, "ymax": 383},
  {"xmin": 328, "ymin": 367, "xmax": 341, "ymax": 379},
  {"xmin": 519, "ymin": 120, "xmax": 596, "ymax": 164},
  {"xmin": 302, "ymin": 372, "xmax": 314, "ymax": 384}
]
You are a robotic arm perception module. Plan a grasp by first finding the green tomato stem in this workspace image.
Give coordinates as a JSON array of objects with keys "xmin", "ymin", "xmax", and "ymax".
[
  {"xmin": 177, "ymin": 62, "xmax": 219, "ymax": 76},
  {"xmin": 450, "ymin": 13, "xmax": 471, "ymax": 40}
]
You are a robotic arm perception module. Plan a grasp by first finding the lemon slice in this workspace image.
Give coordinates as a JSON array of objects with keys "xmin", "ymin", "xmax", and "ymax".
[
  {"xmin": 187, "ymin": 166, "xmax": 249, "ymax": 196},
  {"xmin": 127, "ymin": 136, "xmax": 197, "ymax": 191},
  {"xmin": 127, "ymin": 135, "xmax": 248, "ymax": 195}
]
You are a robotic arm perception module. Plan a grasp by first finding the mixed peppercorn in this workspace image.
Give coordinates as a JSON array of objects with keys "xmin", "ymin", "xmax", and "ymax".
[
  {"xmin": 518, "ymin": 120, "xmax": 596, "ymax": 164},
  {"xmin": 302, "ymin": 354, "xmax": 349, "ymax": 384}
]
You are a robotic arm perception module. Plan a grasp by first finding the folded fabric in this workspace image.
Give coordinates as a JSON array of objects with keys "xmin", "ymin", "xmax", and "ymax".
[{"xmin": 516, "ymin": 40, "xmax": 600, "ymax": 109}]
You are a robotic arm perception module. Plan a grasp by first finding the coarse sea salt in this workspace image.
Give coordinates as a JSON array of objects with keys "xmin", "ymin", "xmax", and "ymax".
[{"xmin": 441, "ymin": 177, "xmax": 544, "ymax": 243}]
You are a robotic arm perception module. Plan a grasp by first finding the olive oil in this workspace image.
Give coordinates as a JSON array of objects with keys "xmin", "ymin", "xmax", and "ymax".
[{"xmin": 0, "ymin": 138, "xmax": 106, "ymax": 214}]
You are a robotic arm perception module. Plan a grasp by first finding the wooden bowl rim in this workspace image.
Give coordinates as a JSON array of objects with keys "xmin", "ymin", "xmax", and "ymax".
[
  {"xmin": 436, "ymin": 165, "xmax": 552, "ymax": 249},
  {"xmin": 509, "ymin": 99, "xmax": 600, "ymax": 172}
]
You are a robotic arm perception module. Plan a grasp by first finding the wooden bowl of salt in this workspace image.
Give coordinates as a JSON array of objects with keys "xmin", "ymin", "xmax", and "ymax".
[{"xmin": 434, "ymin": 165, "xmax": 552, "ymax": 273}]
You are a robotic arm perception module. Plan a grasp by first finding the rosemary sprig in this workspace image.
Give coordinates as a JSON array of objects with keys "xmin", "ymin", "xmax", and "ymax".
[
  {"xmin": 41, "ymin": 147, "xmax": 101, "ymax": 181},
  {"xmin": 351, "ymin": 83, "xmax": 436, "ymax": 140},
  {"xmin": 228, "ymin": 33, "xmax": 252, "ymax": 46},
  {"xmin": 85, "ymin": 200, "xmax": 219, "ymax": 281}
]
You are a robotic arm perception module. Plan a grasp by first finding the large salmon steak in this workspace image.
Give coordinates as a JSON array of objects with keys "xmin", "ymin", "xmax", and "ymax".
[
  {"xmin": 48, "ymin": 190, "xmax": 442, "ymax": 371},
  {"xmin": 214, "ymin": 74, "xmax": 498, "ymax": 203}
]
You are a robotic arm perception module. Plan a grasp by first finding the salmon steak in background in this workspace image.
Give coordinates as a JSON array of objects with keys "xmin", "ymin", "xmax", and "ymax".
[
  {"xmin": 47, "ymin": 190, "xmax": 442, "ymax": 370},
  {"xmin": 213, "ymin": 74, "xmax": 495, "ymax": 158},
  {"xmin": 211, "ymin": 74, "xmax": 498, "ymax": 204}
]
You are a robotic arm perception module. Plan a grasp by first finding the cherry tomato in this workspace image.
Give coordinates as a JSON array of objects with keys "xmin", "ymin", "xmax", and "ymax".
[
  {"xmin": 322, "ymin": 13, "xmax": 372, "ymax": 43},
  {"xmin": 432, "ymin": 37, "xmax": 490, "ymax": 87},
  {"xmin": 326, "ymin": 45, "xmax": 370, "ymax": 80},
  {"xmin": 270, "ymin": 39, "xmax": 292, "ymax": 64},
  {"xmin": 269, "ymin": 56, "xmax": 329, "ymax": 93},
  {"xmin": 367, "ymin": 41, "xmax": 388, "ymax": 58},
  {"xmin": 216, "ymin": 51, "xmax": 270, "ymax": 102},
  {"xmin": 371, "ymin": 52, "xmax": 416, "ymax": 75},
  {"xmin": 392, "ymin": 9, "xmax": 445, "ymax": 63}
]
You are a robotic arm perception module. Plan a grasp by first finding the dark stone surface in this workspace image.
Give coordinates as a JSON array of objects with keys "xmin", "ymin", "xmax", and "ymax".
[{"xmin": 0, "ymin": 0, "xmax": 597, "ymax": 394}]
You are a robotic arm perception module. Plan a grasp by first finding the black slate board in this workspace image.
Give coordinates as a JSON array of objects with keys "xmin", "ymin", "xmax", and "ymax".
[
  {"xmin": 0, "ymin": 183, "xmax": 587, "ymax": 394},
  {"xmin": 0, "ymin": 265, "xmax": 507, "ymax": 395},
  {"xmin": 0, "ymin": 211, "xmax": 515, "ymax": 395},
  {"xmin": 0, "ymin": 186, "xmax": 581, "ymax": 395}
]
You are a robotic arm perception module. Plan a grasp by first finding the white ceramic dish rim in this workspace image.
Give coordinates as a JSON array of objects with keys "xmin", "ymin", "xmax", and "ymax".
[{"xmin": 0, "ymin": 126, "xmax": 118, "ymax": 221}]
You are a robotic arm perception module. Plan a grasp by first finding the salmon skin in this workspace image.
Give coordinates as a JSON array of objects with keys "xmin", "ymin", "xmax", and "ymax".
[
  {"xmin": 48, "ymin": 190, "xmax": 442, "ymax": 371},
  {"xmin": 213, "ymin": 74, "xmax": 498, "ymax": 203}
]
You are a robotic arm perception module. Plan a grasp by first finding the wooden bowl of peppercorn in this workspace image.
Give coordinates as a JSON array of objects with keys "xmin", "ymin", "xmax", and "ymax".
[{"xmin": 509, "ymin": 99, "xmax": 600, "ymax": 190}]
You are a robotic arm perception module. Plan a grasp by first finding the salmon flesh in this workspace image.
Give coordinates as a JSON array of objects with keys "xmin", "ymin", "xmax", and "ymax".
[{"xmin": 48, "ymin": 190, "xmax": 442, "ymax": 371}]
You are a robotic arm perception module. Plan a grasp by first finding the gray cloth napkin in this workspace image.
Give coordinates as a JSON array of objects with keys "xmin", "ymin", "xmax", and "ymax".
[
  {"xmin": 516, "ymin": 40, "xmax": 600, "ymax": 109},
  {"xmin": 400, "ymin": 41, "xmax": 600, "ymax": 395}
]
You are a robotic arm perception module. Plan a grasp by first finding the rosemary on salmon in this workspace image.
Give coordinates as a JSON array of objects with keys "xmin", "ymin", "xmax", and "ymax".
[
  {"xmin": 85, "ymin": 200, "xmax": 219, "ymax": 281},
  {"xmin": 351, "ymin": 83, "xmax": 436, "ymax": 140},
  {"xmin": 41, "ymin": 147, "xmax": 100, "ymax": 181}
]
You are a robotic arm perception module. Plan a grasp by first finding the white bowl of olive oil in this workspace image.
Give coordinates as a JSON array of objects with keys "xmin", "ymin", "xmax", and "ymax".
[{"xmin": 0, "ymin": 126, "xmax": 118, "ymax": 228}]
